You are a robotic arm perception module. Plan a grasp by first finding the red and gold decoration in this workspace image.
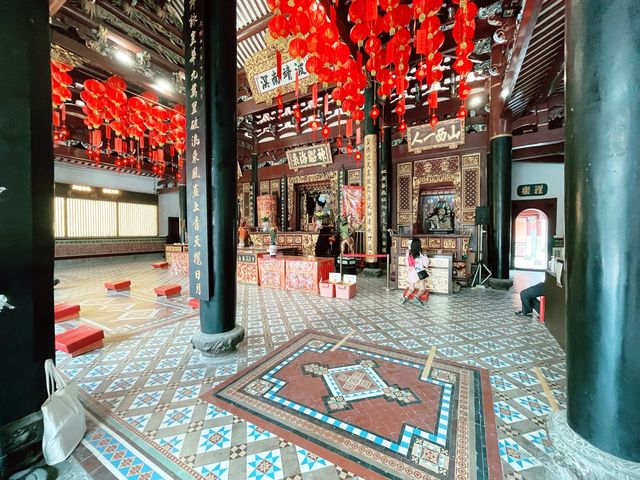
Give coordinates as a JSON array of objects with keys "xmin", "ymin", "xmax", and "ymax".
[{"xmin": 262, "ymin": 0, "xmax": 478, "ymax": 158}]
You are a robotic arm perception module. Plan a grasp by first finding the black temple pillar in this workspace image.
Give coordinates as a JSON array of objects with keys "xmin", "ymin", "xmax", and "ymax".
[
  {"xmin": 186, "ymin": 0, "xmax": 244, "ymax": 356},
  {"xmin": 0, "ymin": 2, "xmax": 54, "ymax": 475},
  {"xmin": 548, "ymin": 0, "xmax": 640, "ymax": 474}
]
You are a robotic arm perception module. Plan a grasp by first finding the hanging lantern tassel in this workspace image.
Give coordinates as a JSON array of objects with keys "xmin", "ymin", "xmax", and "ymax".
[
  {"xmin": 429, "ymin": 90, "xmax": 438, "ymax": 110},
  {"xmin": 312, "ymin": 82, "xmax": 318, "ymax": 109},
  {"xmin": 346, "ymin": 118, "xmax": 353, "ymax": 138},
  {"xmin": 295, "ymin": 70, "xmax": 299, "ymax": 97},
  {"xmin": 356, "ymin": 126, "xmax": 361, "ymax": 146},
  {"xmin": 276, "ymin": 50, "xmax": 282, "ymax": 81},
  {"xmin": 324, "ymin": 92, "xmax": 329, "ymax": 117}
]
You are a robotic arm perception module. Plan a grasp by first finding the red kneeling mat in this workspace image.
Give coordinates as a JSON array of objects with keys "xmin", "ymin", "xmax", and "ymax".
[
  {"xmin": 152, "ymin": 262, "xmax": 169, "ymax": 269},
  {"xmin": 104, "ymin": 280, "xmax": 131, "ymax": 291},
  {"xmin": 154, "ymin": 284, "xmax": 181, "ymax": 296},
  {"xmin": 55, "ymin": 326, "xmax": 104, "ymax": 354},
  {"xmin": 54, "ymin": 303, "xmax": 81, "ymax": 322}
]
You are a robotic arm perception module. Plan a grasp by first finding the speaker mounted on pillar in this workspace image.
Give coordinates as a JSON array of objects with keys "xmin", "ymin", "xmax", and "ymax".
[{"xmin": 475, "ymin": 206, "xmax": 490, "ymax": 225}]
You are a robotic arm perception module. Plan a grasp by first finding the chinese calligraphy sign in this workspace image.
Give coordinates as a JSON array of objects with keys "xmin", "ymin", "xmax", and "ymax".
[
  {"xmin": 244, "ymin": 37, "xmax": 317, "ymax": 104},
  {"xmin": 407, "ymin": 118, "xmax": 465, "ymax": 153},
  {"xmin": 185, "ymin": 0, "xmax": 211, "ymax": 299},
  {"xmin": 517, "ymin": 184, "xmax": 548, "ymax": 197},
  {"xmin": 286, "ymin": 143, "xmax": 333, "ymax": 171}
]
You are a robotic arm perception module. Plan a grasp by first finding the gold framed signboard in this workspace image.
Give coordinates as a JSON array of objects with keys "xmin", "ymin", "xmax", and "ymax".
[
  {"xmin": 286, "ymin": 143, "xmax": 333, "ymax": 171},
  {"xmin": 407, "ymin": 118, "xmax": 465, "ymax": 153},
  {"xmin": 244, "ymin": 37, "xmax": 317, "ymax": 105}
]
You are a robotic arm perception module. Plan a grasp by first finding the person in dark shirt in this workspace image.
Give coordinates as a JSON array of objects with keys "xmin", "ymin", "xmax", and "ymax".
[{"xmin": 515, "ymin": 281, "xmax": 544, "ymax": 317}]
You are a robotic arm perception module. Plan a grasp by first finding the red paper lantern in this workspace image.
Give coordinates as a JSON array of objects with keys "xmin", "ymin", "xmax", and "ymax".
[
  {"xmin": 288, "ymin": 37, "xmax": 308, "ymax": 59},
  {"xmin": 268, "ymin": 14, "xmax": 289, "ymax": 40},
  {"xmin": 322, "ymin": 124, "xmax": 330, "ymax": 139},
  {"xmin": 305, "ymin": 55, "xmax": 322, "ymax": 74},
  {"xmin": 369, "ymin": 104, "xmax": 380, "ymax": 122},
  {"xmin": 331, "ymin": 86, "xmax": 345, "ymax": 105},
  {"xmin": 289, "ymin": 11, "xmax": 310, "ymax": 36},
  {"xmin": 429, "ymin": 114, "xmax": 439, "ymax": 128},
  {"xmin": 354, "ymin": 150, "xmax": 362, "ymax": 162}
]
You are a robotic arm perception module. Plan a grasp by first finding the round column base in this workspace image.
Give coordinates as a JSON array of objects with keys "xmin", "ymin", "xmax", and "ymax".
[
  {"xmin": 547, "ymin": 410, "xmax": 640, "ymax": 480},
  {"xmin": 191, "ymin": 326, "xmax": 245, "ymax": 358}
]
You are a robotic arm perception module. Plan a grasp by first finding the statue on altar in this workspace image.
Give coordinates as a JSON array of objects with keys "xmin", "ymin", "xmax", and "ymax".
[
  {"xmin": 428, "ymin": 201, "xmax": 454, "ymax": 233},
  {"xmin": 338, "ymin": 215, "xmax": 355, "ymax": 254},
  {"xmin": 313, "ymin": 194, "xmax": 334, "ymax": 231},
  {"xmin": 238, "ymin": 218, "xmax": 251, "ymax": 248}
]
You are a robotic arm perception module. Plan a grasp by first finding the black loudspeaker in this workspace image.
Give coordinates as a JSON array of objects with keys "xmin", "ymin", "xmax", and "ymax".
[{"xmin": 475, "ymin": 206, "xmax": 490, "ymax": 225}]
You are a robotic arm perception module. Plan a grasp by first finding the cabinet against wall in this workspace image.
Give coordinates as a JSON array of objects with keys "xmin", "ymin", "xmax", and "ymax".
[{"xmin": 391, "ymin": 234, "xmax": 470, "ymax": 294}]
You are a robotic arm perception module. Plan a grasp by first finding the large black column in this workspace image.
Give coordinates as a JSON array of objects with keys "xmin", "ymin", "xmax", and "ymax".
[
  {"xmin": 178, "ymin": 185, "xmax": 187, "ymax": 242},
  {"xmin": 379, "ymin": 125, "xmax": 392, "ymax": 254},
  {"xmin": 186, "ymin": 0, "xmax": 243, "ymax": 355},
  {"xmin": 0, "ymin": 1, "xmax": 54, "ymax": 475},
  {"xmin": 251, "ymin": 152, "xmax": 258, "ymax": 227},
  {"xmin": 488, "ymin": 133, "xmax": 512, "ymax": 279},
  {"xmin": 363, "ymin": 85, "xmax": 380, "ymax": 272},
  {"xmin": 560, "ymin": 0, "xmax": 640, "ymax": 466}
]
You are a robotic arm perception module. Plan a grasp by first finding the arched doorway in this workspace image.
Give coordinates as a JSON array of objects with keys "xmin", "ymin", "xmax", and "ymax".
[{"xmin": 513, "ymin": 208, "xmax": 548, "ymax": 270}]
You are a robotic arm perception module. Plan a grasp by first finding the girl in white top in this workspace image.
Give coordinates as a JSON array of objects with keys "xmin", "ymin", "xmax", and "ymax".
[{"xmin": 405, "ymin": 238, "xmax": 429, "ymax": 304}]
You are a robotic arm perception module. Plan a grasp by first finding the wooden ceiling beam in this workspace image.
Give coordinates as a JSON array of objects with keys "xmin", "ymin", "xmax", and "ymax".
[
  {"xmin": 500, "ymin": 0, "xmax": 544, "ymax": 109},
  {"xmin": 93, "ymin": 0, "xmax": 184, "ymax": 59},
  {"xmin": 58, "ymin": 6, "xmax": 181, "ymax": 74},
  {"xmin": 238, "ymin": 14, "xmax": 273, "ymax": 43},
  {"xmin": 49, "ymin": 0, "xmax": 67, "ymax": 17},
  {"xmin": 51, "ymin": 30, "xmax": 183, "ymax": 103},
  {"xmin": 533, "ymin": 47, "xmax": 564, "ymax": 106}
]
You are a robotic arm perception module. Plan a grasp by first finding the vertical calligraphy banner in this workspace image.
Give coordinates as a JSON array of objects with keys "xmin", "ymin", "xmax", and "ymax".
[{"xmin": 185, "ymin": 0, "xmax": 211, "ymax": 299}]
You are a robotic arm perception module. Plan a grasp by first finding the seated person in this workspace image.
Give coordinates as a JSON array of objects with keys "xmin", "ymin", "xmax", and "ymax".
[{"xmin": 515, "ymin": 281, "xmax": 544, "ymax": 317}]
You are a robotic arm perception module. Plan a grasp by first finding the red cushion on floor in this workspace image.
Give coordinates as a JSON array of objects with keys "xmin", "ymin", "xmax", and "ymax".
[
  {"xmin": 152, "ymin": 262, "xmax": 169, "ymax": 269},
  {"xmin": 104, "ymin": 280, "xmax": 131, "ymax": 290},
  {"xmin": 55, "ymin": 326, "xmax": 105, "ymax": 353},
  {"xmin": 154, "ymin": 284, "xmax": 181, "ymax": 296},
  {"xmin": 189, "ymin": 298, "xmax": 199, "ymax": 309},
  {"xmin": 54, "ymin": 303, "xmax": 81, "ymax": 321}
]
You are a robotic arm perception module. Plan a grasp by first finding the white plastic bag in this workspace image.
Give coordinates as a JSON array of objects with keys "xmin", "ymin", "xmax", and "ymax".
[{"xmin": 41, "ymin": 359, "xmax": 86, "ymax": 465}]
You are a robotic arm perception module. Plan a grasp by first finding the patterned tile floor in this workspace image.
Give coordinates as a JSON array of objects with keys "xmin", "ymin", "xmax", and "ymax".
[{"xmin": 53, "ymin": 255, "xmax": 562, "ymax": 480}]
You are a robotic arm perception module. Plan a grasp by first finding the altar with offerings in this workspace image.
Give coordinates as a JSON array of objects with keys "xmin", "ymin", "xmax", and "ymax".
[{"xmin": 258, "ymin": 256, "xmax": 334, "ymax": 294}]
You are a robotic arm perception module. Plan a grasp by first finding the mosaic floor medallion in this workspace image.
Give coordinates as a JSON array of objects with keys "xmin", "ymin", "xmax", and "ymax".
[{"xmin": 203, "ymin": 330, "xmax": 503, "ymax": 480}]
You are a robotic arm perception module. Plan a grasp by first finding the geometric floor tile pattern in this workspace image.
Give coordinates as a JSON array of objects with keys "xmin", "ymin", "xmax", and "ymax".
[
  {"xmin": 203, "ymin": 330, "xmax": 503, "ymax": 479},
  {"xmin": 54, "ymin": 255, "xmax": 563, "ymax": 479}
]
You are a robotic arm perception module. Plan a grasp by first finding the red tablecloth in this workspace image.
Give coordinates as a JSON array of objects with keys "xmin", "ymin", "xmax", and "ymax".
[
  {"xmin": 285, "ymin": 257, "xmax": 334, "ymax": 294},
  {"xmin": 258, "ymin": 256, "xmax": 334, "ymax": 294},
  {"xmin": 258, "ymin": 257, "xmax": 287, "ymax": 289}
]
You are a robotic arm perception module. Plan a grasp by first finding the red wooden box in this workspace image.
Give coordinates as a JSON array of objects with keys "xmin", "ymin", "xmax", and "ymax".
[
  {"xmin": 104, "ymin": 280, "xmax": 131, "ymax": 291},
  {"xmin": 54, "ymin": 303, "xmax": 81, "ymax": 322},
  {"xmin": 152, "ymin": 262, "xmax": 169, "ymax": 269},
  {"xmin": 55, "ymin": 326, "xmax": 105, "ymax": 355},
  {"xmin": 154, "ymin": 284, "xmax": 182, "ymax": 297}
]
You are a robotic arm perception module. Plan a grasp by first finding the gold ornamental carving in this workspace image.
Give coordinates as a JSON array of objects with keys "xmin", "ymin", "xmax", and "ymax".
[
  {"xmin": 363, "ymin": 134, "xmax": 378, "ymax": 261},
  {"xmin": 287, "ymin": 171, "xmax": 339, "ymax": 222}
]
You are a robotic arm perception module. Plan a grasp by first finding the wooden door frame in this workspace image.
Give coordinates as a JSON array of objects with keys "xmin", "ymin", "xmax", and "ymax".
[{"xmin": 511, "ymin": 198, "xmax": 557, "ymax": 270}]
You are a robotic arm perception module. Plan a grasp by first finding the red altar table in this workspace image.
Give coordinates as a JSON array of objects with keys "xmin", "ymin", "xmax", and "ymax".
[{"xmin": 285, "ymin": 257, "xmax": 334, "ymax": 294}]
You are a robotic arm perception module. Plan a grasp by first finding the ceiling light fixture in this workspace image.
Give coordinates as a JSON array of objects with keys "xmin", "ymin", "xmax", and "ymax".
[
  {"xmin": 152, "ymin": 79, "xmax": 173, "ymax": 94},
  {"xmin": 114, "ymin": 49, "xmax": 134, "ymax": 66}
]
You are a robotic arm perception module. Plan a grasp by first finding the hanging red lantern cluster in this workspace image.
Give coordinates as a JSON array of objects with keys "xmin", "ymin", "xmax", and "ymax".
[
  {"xmin": 67, "ymin": 73, "xmax": 186, "ymax": 176},
  {"xmin": 263, "ymin": 0, "xmax": 477, "ymax": 154},
  {"xmin": 452, "ymin": 0, "xmax": 478, "ymax": 119},
  {"xmin": 51, "ymin": 61, "xmax": 73, "ymax": 143},
  {"xmin": 415, "ymin": 0, "xmax": 444, "ymax": 126}
]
